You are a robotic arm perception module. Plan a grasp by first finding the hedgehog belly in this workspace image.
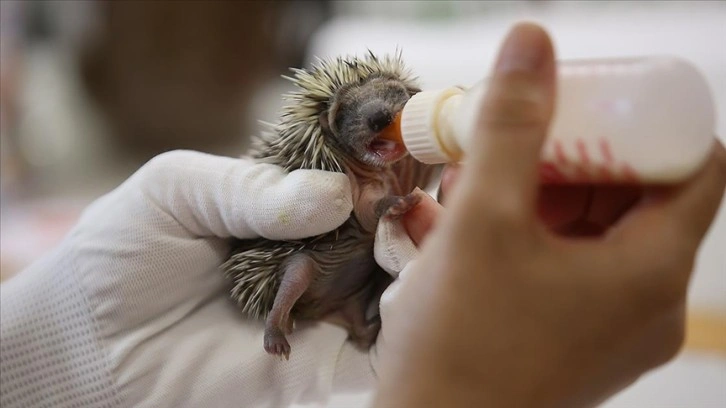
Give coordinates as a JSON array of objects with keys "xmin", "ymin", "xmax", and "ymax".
[
  {"xmin": 221, "ymin": 218, "xmax": 378, "ymax": 322},
  {"xmin": 292, "ymin": 234, "xmax": 378, "ymax": 320}
]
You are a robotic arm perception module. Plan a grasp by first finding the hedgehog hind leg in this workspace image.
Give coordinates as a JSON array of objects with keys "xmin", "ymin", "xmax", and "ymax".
[
  {"xmin": 344, "ymin": 306, "xmax": 381, "ymax": 351},
  {"xmin": 338, "ymin": 268, "xmax": 394, "ymax": 350},
  {"xmin": 334, "ymin": 295, "xmax": 381, "ymax": 351},
  {"xmin": 263, "ymin": 252, "xmax": 318, "ymax": 361}
]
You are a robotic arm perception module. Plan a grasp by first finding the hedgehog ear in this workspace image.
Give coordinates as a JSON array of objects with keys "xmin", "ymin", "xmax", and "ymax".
[
  {"xmin": 408, "ymin": 86, "xmax": 422, "ymax": 96},
  {"xmin": 319, "ymin": 110, "xmax": 332, "ymax": 136}
]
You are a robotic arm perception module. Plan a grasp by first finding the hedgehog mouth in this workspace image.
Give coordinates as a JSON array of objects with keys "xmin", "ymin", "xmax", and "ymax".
[
  {"xmin": 366, "ymin": 138, "xmax": 407, "ymax": 162},
  {"xmin": 365, "ymin": 110, "xmax": 407, "ymax": 163}
]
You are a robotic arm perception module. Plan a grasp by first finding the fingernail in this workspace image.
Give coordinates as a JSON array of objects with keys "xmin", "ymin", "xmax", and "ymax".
[{"xmin": 495, "ymin": 22, "xmax": 550, "ymax": 73}]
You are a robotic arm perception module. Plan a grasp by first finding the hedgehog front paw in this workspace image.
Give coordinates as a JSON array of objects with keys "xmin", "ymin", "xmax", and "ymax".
[
  {"xmin": 380, "ymin": 192, "xmax": 423, "ymax": 220},
  {"xmin": 264, "ymin": 327, "xmax": 291, "ymax": 361}
]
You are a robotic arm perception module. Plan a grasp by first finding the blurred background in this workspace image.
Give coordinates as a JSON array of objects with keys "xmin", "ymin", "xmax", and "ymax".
[{"xmin": 0, "ymin": 1, "xmax": 724, "ymax": 406}]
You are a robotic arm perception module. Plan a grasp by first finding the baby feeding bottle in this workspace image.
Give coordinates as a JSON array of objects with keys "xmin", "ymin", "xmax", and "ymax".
[{"xmin": 393, "ymin": 56, "xmax": 716, "ymax": 183}]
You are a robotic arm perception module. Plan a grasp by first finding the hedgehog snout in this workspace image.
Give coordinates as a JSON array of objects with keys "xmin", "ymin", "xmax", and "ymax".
[
  {"xmin": 360, "ymin": 103, "xmax": 392, "ymax": 133},
  {"xmin": 367, "ymin": 110, "xmax": 392, "ymax": 133}
]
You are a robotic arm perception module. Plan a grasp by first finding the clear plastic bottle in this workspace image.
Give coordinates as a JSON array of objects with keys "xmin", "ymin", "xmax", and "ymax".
[{"xmin": 398, "ymin": 56, "xmax": 716, "ymax": 183}]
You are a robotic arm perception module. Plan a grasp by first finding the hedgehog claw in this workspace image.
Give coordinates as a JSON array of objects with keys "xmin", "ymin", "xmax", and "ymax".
[
  {"xmin": 264, "ymin": 329, "xmax": 291, "ymax": 360},
  {"xmin": 383, "ymin": 192, "xmax": 422, "ymax": 220}
]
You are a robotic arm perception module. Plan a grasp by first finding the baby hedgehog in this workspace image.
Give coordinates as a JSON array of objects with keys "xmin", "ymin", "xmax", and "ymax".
[{"xmin": 222, "ymin": 51, "xmax": 439, "ymax": 360}]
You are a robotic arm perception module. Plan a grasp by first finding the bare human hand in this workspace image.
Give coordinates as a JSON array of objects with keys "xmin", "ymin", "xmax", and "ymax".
[
  {"xmin": 374, "ymin": 22, "xmax": 726, "ymax": 408},
  {"xmin": 436, "ymin": 164, "xmax": 643, "ymax": 237}
]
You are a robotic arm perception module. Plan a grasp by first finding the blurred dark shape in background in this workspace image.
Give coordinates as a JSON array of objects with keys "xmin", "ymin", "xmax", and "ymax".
[
  {"xmin": 0, "ymin": 0, "xmax": 333, "ymax": 201},
  {"xmin": 0, "ymin": 0, "xmax": 332, "ymax": 277},
  {"xmin": 78, "ymin": 0, "xmax": 332, "ymax": 161}
]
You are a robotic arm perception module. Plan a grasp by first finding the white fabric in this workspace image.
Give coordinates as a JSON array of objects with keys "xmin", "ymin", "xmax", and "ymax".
[
  {"xmin": 0, "ymin": 150, "xmax": 423, "ymax": 408},
  {"xmin": 372, "ymin": 259, "xmax": 418, "ymax": 374},
  {"xmin": 374, "ymin": 216, "xmax": 420, "ymax": 278}
]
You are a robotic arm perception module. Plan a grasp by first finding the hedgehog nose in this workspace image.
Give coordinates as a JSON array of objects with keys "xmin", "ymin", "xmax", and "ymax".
[{"xmin": 367, "ymin": 110, "xmax": 392, "ymax": 133}]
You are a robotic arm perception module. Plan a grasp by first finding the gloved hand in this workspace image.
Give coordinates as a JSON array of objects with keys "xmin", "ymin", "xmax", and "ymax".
[
  {"xmin": 0, "ymin": 150, "xmax": 382, "ymax": 408},
  {"xmin": 374, "ymin": 191, "xmax": 424, "ymax": 278}
]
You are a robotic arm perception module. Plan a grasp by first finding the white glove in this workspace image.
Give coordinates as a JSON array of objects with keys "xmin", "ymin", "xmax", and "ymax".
[
  {"xmin": 374, "ymin": 208, "xmax": 421, "ymax": 278},
  {"xmin": 369, "ymin": 190, "xmax": 433, "ymax": 374},
  {"xmin": 0, "ymin": 150, "xmax": 384, "ymax": 408}
]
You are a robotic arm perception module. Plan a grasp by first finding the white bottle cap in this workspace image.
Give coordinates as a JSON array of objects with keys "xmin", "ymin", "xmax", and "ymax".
[{"xmin": 400, "ymin": 87, "xmax": 464, "ymax": 164}]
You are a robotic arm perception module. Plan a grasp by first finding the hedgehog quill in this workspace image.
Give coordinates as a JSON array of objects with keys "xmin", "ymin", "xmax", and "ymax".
[{"xmin": 222, "ymin": 51, "xmax": 439, "ymax": 360}]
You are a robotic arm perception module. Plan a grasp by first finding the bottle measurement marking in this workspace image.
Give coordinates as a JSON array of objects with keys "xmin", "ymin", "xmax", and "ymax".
[
  {"xmin": 542, "ymin": 137, "xmax": 640, "ymax": 183},
  {"xmin": 599, "ymin": 138, "xmax": 614, "ymax": 164}
]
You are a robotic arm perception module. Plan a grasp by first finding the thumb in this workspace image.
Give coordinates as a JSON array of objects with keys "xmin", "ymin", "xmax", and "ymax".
[
  {"xmin": 136, "ymin": 150, "xmax": 353, "ymax": 240},
  {"xmin": 464, "ymin": 22, "xmax": 556, "ymax": 212}
]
